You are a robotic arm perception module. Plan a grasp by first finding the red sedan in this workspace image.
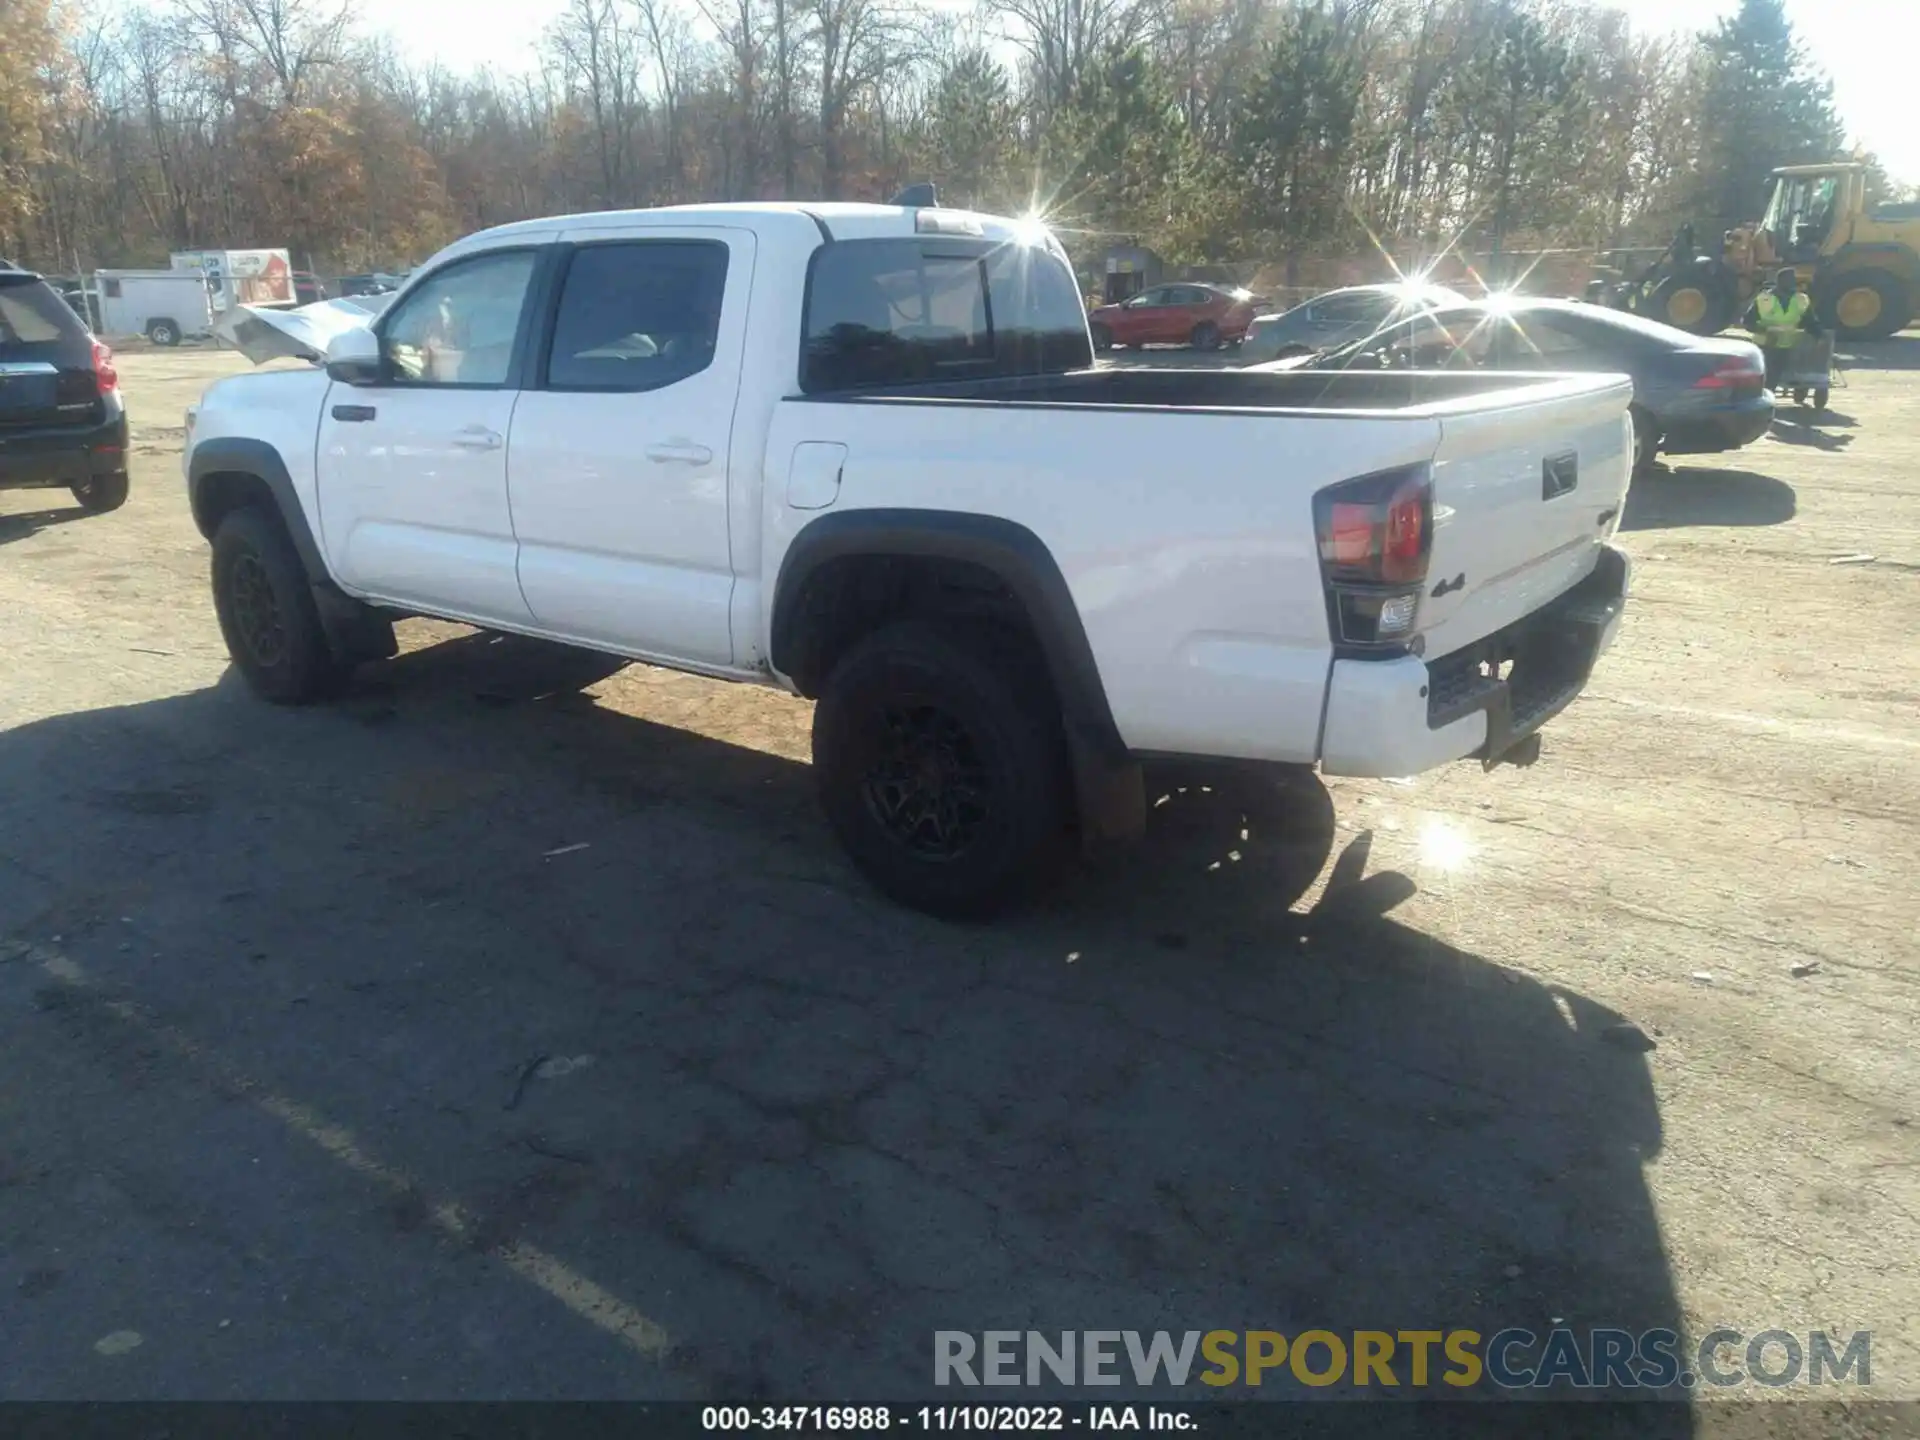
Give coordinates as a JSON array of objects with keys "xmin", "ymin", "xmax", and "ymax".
[{"xmin": 1088, "ymin": 283, "xmax": 1257, "ymax": 352}]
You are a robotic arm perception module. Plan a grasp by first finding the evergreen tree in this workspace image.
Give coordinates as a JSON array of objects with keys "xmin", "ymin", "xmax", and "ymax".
[
  {"xmin": 1694, "ymin": 0, "xmax": 1844, "ymax": 227},
  {"xmin": 926, "ymin": 50, "xmax": 1016, "ymax": 212},
  {"xmin": 1234, "ymin": 2, "xmax": 1361, "ymax": 260}
]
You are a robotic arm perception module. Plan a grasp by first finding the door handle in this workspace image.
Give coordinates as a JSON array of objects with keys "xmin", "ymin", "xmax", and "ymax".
[
  {"xmin": 451, "ymin": 426, "xmax": 503, "ymax": 451},
  {"xmin": 646, "ymin": 441, "xmax": 714, "ymax": 465},
  {"xmin": 332, "ymin": 404, "xmax": 376, "ymax": 422}
]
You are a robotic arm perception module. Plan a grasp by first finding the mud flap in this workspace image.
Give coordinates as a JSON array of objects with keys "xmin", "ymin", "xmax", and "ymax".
[{"xmin": 313, "ymin": 582, "xmax": 397, "ymax": 665}]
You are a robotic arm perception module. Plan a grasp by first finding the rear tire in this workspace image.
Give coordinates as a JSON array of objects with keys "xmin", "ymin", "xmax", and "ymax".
[
  {"xmin": 1630, "ymin": 406, "xmax": 1658, "ymax": 477},
  {"xmin": 210, "ymin": 507, "xmax": 350, "ymax": 704},
  {"xmin": 1814, "ymin": 387, "xmax": 1830, "ymax": 410},
  {"xmin": 70, "ymin": 472, "xmax": 129, "ymax": 513},
  {"xmin": 812, "ymin": 620, "xmax": 1069, "ymax": 919},
  {"xmin": 146, "ymin": 318, "xmax": 181, "ymax": 347},
  {"xmin": 1089, "ymin": 323, "xmax": 1113, "ymax": 353},
  {"xmin": 1191, "ymin": 321, "xmax": 1221, "ymax": 351},
  {"xmin": 1822, "ymin": 269, "xmax": 1909, "ymax": 341}
]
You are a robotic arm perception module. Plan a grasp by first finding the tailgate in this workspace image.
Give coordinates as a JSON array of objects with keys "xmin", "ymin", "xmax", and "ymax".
[{"xmin": 1417, "ymin": 376, "xmax": 1633, "ymax": 659}]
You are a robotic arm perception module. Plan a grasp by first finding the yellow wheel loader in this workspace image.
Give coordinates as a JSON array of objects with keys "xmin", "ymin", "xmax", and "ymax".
[{"xmin": 1595, "ymin": 162, "xmax": 1920, "ymax": 340}]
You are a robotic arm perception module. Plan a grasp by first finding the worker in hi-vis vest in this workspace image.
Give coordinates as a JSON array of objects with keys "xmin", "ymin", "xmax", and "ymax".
[{"xmin": 1744, "ymin": 267, "xmax": 1823, "ymax": 389}]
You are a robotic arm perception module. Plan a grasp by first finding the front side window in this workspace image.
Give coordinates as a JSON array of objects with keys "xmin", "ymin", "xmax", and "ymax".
[
  {"xmin": 802, "ymin": 236, "xmax": 1091, "ymax": 392},
  {"xmin": 381, "ymin": 250, "xmax": 537, "ymax": 387},
  {"xmin": 544, "ymin": 241, "xmax": 729, "ymax": 392}
]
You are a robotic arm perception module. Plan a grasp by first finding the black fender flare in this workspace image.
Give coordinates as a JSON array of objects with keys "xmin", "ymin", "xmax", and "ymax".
[
  {"xmin": 186, "ymin": 437, "xmax": 396, "ymax": 664},
  {"xmin": 771, "ymin": 509, "xmax": 1142, "ymax": 842},
  {"xmin": 188, "ymin": 437, "xmax": 327, "ymax": 578}
]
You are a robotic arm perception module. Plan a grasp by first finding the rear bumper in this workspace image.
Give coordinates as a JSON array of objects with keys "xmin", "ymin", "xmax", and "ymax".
[
  {"xmin": 1319, "ymin": 546, "xmax": 1630, "ymax": 777},
  {"xmin": 0, "ymin": 413, "xmax": 129, "ymax": 490},
  {"xmin": 1659, "ymin": 399, "xmax": 1772, "ymax": 454}
]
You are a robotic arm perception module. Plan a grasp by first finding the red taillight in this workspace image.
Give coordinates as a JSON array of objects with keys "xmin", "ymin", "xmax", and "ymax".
[
  {"xmin": 92, "ymin": 339, "xmax": 118, "ymax": 395},
  {"xmin": 1314, "ymin": 465, "xmax": 1433, "ymax": 647},
  {"xmin": 1692, "ymin": 357, "xmax": 1762, "ymax": 390},
  {"xmin": 1316, "ymin": 467, "xmax": 1433, "ymax": 585}
]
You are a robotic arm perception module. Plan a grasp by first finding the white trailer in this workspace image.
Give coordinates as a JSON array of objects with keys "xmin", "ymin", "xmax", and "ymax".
[
  {"xmin": 170, "ymin": 249, "xmax": 296, "ymax": 313},
  {"xmin": 93, "ymin": 270, "xmax": 216, "ymax": 346}
]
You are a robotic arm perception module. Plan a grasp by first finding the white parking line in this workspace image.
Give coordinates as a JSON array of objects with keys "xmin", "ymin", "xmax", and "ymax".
[{"xmin": 16, "ymin": 942, "xmax": 672, "ymax": 1362}]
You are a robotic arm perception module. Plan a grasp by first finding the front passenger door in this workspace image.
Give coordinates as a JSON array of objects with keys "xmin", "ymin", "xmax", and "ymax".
[
  {"xmin": 316, "ymin": 247, "xmax": 543, "ymax": 624},
  {"xmin": 1122, "ymin": 287, "xmax": 1172, "ymax": 345}
]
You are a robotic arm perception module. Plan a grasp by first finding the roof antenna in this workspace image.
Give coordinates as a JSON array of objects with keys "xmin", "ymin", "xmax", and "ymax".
[{"xmin": 891, "ymin": 183, "xmax": 937, "ymax": 208}]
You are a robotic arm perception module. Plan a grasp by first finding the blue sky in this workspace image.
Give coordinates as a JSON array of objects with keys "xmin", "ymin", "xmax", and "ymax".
[{"xmin": 367, "ymin": 0, "xmax": 1912, "ymax": 185}]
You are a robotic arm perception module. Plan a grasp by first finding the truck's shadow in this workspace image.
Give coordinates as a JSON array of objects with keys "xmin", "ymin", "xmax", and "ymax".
[{"xmin": 0, "ymin": 632, "xmax": 1689, "ymax": 1428}]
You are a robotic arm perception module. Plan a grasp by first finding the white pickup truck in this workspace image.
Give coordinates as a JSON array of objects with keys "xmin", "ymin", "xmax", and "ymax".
[{"xmin": 184, "ymin": 198, "xmax": 1633, "ymax": 916}]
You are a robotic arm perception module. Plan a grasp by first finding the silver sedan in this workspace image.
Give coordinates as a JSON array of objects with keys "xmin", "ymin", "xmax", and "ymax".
[{"xmin": 1238, "ymin": 282, "xmax": 1469, "ymax": 365}]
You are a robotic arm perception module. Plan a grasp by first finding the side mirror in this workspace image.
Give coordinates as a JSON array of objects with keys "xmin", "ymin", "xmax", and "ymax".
[{"xmin": 325, "ymin": 325, "xmax": 383, "ymax": 385}]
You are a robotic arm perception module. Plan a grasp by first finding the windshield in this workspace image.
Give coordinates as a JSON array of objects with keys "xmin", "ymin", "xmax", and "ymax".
[{"xmin": 1762, "ymin": 175, "xmax": 1837, "ymax": 235}]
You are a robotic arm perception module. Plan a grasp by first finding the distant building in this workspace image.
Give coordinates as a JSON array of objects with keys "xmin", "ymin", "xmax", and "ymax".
[{"xmin": 1100, "ymin": 244, "xmax": 1163, "ymax": 304}]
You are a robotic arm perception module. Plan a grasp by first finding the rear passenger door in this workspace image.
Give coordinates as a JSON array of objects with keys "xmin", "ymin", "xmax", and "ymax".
[
  {"xmin": 1315, "ymin": 292, "xmax": 1393, "ymax": 346},
  {"xmin": 506, "ymin": 228, "xmax": 750, "ymax": 666}
]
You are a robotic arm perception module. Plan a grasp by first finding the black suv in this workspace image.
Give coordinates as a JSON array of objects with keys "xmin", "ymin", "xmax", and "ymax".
[{"xmin": 1, "ymin": 263, "xmax": 130, "ymax": 513}]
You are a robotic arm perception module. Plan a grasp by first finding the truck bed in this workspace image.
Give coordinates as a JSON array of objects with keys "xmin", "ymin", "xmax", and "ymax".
[{"xmin": 765, "ymin": 366, "xmax": 1633, "ymax": 764}]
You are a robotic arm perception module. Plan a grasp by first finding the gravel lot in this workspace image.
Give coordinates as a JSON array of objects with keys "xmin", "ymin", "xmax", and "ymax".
[{"xmin": 2, "ymin": 339, "xmax": 1917, "ymax": 1430}]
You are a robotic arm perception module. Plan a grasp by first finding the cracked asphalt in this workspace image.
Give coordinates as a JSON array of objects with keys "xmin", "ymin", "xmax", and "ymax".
[{"xmin": 2, "ymin": 340, "xmax": 1917, "ymax": 1433}]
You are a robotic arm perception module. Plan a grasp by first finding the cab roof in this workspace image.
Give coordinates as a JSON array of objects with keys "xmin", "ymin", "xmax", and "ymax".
[{"xmin": 464, "ymin": 201, "xmax": 1040, "ymax": 246}]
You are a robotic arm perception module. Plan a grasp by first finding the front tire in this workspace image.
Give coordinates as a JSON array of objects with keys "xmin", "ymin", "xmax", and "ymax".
[
  {"xmin": 1089, "ymin": 323, "xmax": 1113, "ymax": 353},
  {"xmin": 812, "ymin": 621, "xmax": 1069, "ymax": 919},
  {"xmin": 1648, "ymin": 275, "xmax": 1730, "ymax": 335},
  {"xmin": 70, "ymin": 472, "xmax": 129, "ymax": 513},
  {"xmin": 210, "ymin": 507, "xmax": 349, "ymax": 704}
]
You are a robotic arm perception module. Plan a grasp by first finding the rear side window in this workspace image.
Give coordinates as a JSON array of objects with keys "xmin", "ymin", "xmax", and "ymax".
[
  {"xmin": 0, "ymin": 276, "xmax": 89, "ymax": 355},
  {"xmin": 801, "ymin": 237, "xmax": 1091, "ymax": 393},
  {"xmin": 1312, "ymin": 293, "xmax": 1386, "ymax": 325},
  {"xmin": 545, "ymin": 240, "xmax": 729, "ymax": 392}
]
